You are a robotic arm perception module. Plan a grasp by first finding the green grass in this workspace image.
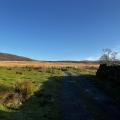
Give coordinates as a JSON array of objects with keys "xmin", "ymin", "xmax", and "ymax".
[
  {"xmin": 0, "ymin": 67, "xmax": 62, "ymax": 84},
  {"xmin": 65, "ymin": 67, "xmax": 97, "ymax": 76},
  {"xmin": 0, "ymin": 67, "xmax": 64, "ymax": 120}
]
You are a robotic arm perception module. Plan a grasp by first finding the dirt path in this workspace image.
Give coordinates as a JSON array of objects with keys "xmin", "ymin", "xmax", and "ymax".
[
  {"xmin": 60, "ymin": 73, "xmax": 93, "ymax": 120},
  {"xmin": 60, "ymin": 73, "xmax": 120, "ymax": 120}
]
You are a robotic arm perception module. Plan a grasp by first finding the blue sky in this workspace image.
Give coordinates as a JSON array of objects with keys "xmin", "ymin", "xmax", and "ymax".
[{"xmin": 0, "ymin": 0, "xmax": 120, "ymax": 60}]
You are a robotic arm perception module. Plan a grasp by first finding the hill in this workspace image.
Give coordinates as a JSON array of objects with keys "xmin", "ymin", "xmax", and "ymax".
[{"xmin": 0, "ymin": 53, "xmax": 33, "ymax": 61}]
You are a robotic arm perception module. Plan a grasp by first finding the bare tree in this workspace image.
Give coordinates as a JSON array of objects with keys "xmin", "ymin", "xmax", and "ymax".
[
  {"xmin": 111, "ymin": 52, "xmax": 118, "ymax": 61},
  {"xmin": 103, "ymin": 48, "xmax": 112, "ymax": 61},
  {"xmin": 100, "ymin": 49, "xmax": 118, "ymax": 64},
  {"xmin": 100, "ymin": 54, "xmax": 108, "ymax": 61}
]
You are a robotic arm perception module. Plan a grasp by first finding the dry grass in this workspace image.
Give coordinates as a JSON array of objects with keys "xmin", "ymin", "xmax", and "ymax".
[{"xmin": 0, "ymin": 61, "xmax": 99, "ymax": 70}]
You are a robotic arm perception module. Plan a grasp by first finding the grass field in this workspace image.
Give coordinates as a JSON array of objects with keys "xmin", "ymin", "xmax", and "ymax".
[
  {"xmin": 0, "ymin": 66, "xmax": 64, "ymax": 120},
  {"xmin": 0, "ymin": 61, "xmax": 120, "ymax": 120},
  {"xmin": 0, "ymin": 61, "xmax": 99, "ymax": 120}
]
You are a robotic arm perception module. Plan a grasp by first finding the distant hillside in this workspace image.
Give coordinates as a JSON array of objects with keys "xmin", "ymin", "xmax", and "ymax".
[
  {"xmin": 0, "ymin": 53, "xmax": 33, "ymax": 61},
  {"xmin": 48, "ymin": 60, "xmax": 99, "ymax": 64}
]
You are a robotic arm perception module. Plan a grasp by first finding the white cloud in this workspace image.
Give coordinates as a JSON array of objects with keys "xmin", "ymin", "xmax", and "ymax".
[{"xmin": 86, "ymin": 56, "xmax": 99, "ymax": 61}]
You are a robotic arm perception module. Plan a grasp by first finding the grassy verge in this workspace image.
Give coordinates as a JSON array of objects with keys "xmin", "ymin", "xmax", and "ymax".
[
  {"xmin": 65, "ymin": 67, "xmax": 97, "ymax": 76},
  {"xmin": 0, "ymin": 67, "xmax": 64, "ymax": 120},
  {"xmin": 82, "ymin": 69, "xmax": 120, "ymax": 105},
  {"xmin": 88, "ymin": 75, "xmax": 120, "ymax": 104}
]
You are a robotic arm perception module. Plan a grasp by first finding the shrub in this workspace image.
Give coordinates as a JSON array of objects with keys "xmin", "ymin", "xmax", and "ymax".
[
  {"xmin": 1, "ymin": 80, "xmax": 34, "ymax": 109},
  {"xmin": 16, "ymin": 71, "xmax": 23, "ymax": 75},
  {"xmin": 2, "ymin": 92, "xmax": 22, "ymax": 109},
  {"xmin": 14, "ymin": 80, "xmax": 34, "ymax": 101}
]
